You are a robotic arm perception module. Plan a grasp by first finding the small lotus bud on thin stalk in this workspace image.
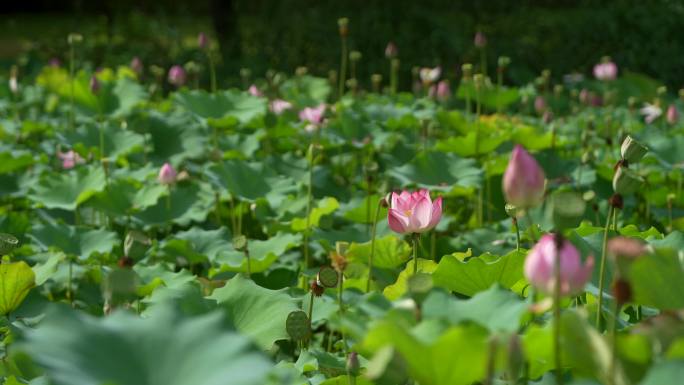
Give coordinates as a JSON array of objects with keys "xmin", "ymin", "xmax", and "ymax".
[
  {"xmin": 130, "ymin": 56, "xmax": 143, "ymax": 75},
  {"xmin": 371, "ymin": 73, "xmax": 382, "ymax": 93},
  {"xmin": 593, "ymin": 56, "xmax": 617, "ymax": 81},
  {"xmin": 167, "ymin": 65, "xmax": 187, "ymax": 87},
  {"xmin": 347, "ymin": 351, "xmax": 360, "ymax": 381},
  {"xmin": 9, "ymin": 65, "xmax": 19, "ymax": 95},
  {"xmin": 474, "ymin": 30, "xmax": 487, "ymax": 48},
  {"xmin": 667, "ymin": 105, "xmax": 679, "ymax": 125},
  {"xmin": 89, "ymin": 75, "xmax": 100, "ymax": 94},
  {"xmin": 385, "ymin": 41, "xmax": 398, "ymax": 59},
  {"xmin": 198, "ymin": 32, "xmax": 209, "ymax": 50},
  {"xmin": 502, "ymin": 145, "xmax": 546, "ymax": 209}
]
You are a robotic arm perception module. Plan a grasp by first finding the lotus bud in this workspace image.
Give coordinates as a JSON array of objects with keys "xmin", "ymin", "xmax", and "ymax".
[
  {"xmin": 130, "ymin": 56, "xmax": 143, "ymax": 75},
  {"xmin": 620, "ymin": 136, "xmax": 648, "ymax": 164},
  {"xmin": 295, "ymin": 66, "xmax": 308, "ymax": 76},
  {"xmin": 9, "ymin": 65, "xmax": 18, "ymax": 95},
  {"xmin": 474, "ymin": 31, "xmax": 487, "ymax": 48},
  {"xmin": 502, "ymin": 145, "xmax": 546, "ymax": 208},
  {"xmin": 593, "ymin": 57, "xmax": 617, "ymax": 81},
  {"xmin": 667, "ymin": 104, "xmax": 679, "ymax": 125},
  {"xmin": 158, "ymin": 162, "xmax": 177, "ymax": 185},
  {"xmin": 167, "ymin": 65, "xmax": 186, "ymax": 87},
  {"xmin": 385, "ymin": 41, "xmax": 398, "ymax": 59},
  {"xmin": 534, "ymin": 96, "xmax": 546, "ymax": 114},
  {"xmin": 524, "ymin": 234, "xmax": 594, "ymax": 296},
  {"xmin": 89, "ymin": 75, "xmax": 100, "ymax": 94},
  {"xmin": 347, "ymin": 351, "xmax": 360, "ymax": 376},
  {"xmin": 198, "ymin": 32, "xmax": 209, "ymax": 50}
]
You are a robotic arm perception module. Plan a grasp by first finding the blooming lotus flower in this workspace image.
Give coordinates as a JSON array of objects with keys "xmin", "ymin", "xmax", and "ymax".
[
  {"xmin": 640, "ymin": 103, "xmax": 662, "ymax": 124},
  {"xmin": 299, "ymin": 104, "xmax": 326, "ymax": 132},
  {"xmin": 667, "ymin": 104, "xmax": 679, "ymax": 125},
  {"xmin": 130, "ymin": 57, "xmax": 143, "ymax": 75},
  {"xmin": 387, "ymin": 189, "xmax": 443, "ymax": 234},
  {"xmin": 593, "ymin": 61, "xmax": 617, "ymax": 81},
  {"xmin": 269, "ymin": 99, "xmax": 292, "ymax": 115},
  {"xmin": 248, "ymin": 84, "xmax": 263, "ymax": 97},
  {"xmin": 419, "ymin": 66, "xmax": 441, "ymax": 84},
  {"xmin": 474, "ymin": 31, "xmax": 487, "ymax": 48},
  {"xmin": 57, "ymin": 150, "xmax": 85, "ymax": 169},
  {"xmin": 198, "ymin": 32, "xmax": 209, "ymax": 50},
  {"xmin": 502, "ymin": 145, "xmax": 546, "ymax": 208},
  {"xmin": 429, "ymin": 80, "xmax": 451, "ymax": 101},
  {"xmin": 158, "ymin": 163, "xmax": 177, "ymax": 184},
  {"xmin": 167, "ymin": 65, "xmax": 187, "ymax": 87},
  {"xmin": 385, "ymin": 41, "xmax": 398, "ymax": 59},
  {"xmin": 524, "ymin": 234, "xmax": 594, "ymax": 296}
]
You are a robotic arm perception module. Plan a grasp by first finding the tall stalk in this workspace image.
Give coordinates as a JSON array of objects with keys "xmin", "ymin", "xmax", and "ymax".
[
  {"xmin": 366, "ymin": 198, "xmax": 384, "ymax": 291},
  {"xmin": 595, "ymin": 205, "xmax": 614, "ymax": 328}
]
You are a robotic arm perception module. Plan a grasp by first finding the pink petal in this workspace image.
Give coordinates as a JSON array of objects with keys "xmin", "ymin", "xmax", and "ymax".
[
  {"xmin": 388, "ymin": 208, "xmax": 409, "ymax": 234},
  {"xmin": 427, "ymin": 196, "xmax": 442, "ymax": 229},
  {"xmin": 410, "ymin": 197, "xmax": 433, "ymax": 233}
]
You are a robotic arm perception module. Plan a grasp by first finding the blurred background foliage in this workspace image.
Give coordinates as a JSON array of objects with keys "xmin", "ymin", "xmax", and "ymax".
[{"xmin": 0, "ymin": 0, "xmax": 683, "ymax": 89}]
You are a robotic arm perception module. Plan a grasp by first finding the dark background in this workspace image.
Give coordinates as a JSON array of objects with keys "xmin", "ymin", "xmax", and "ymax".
[{"xmin": 1, "ymin": 0, "xmax": 683, "ymax": 90}]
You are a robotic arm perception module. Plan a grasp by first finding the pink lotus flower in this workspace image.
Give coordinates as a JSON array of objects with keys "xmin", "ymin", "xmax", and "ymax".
[
  {"xmin": 269, "ymin": 99, "xmax": 292, "ymax": 115},
  {"xmin": 640, "ymin": 103, "xmax": 662, "ymax": 124},
  {"xmin": 502, "ymin": 145, "xmax": 545, "ymax": 208},
  {"xmin": 57, "ymin": 150, "xmax": 85, "ymax": 169},
  {"xmin": 387, "ymin": 189, "xmax": 443, "ymax": 234},
  {"xmin": 299, "ymin": 104, "xmax": 326, "ymax": 132},
  {"xmin": 667, "ymin": 104, "xmax": 679, "ymax": 125},
  {"xmin": 419, "ymin": 66, "xmax": 441, "ymax": 84},
  {"xmin": 158, "ymin": 163, "xmax": 178, "ymax": 184},
  {"xmin": 524, "ymin": 234, "xmax": 594, "ymax": 296},
  {"xmin": 385, "ymin": 41, "xmax": 398, "ymax": 59},
  {"xmin": 474, "ymin": 31, "xmax": 487, "ymax": 48},
  {"xmin": 198, "ymin": 32, "xmax": 209, "ymax": 50},
  {"xmin": 593, "ymin": 60, "xmax": 618, "ymax": 81},
  {"xmin": 248, "ymin": 84, "xmax": 263, "ymax": 97},
  {"xmin": 429, "ymin": 80, "xmax": 451, "ymax": 101},
  {"xmin": 167, "ymin": 65, "xmax": 186, "ymax": 87},
  {"xmin": 130, "ymin": 57, "xmax": 143, "ymax": 75}
]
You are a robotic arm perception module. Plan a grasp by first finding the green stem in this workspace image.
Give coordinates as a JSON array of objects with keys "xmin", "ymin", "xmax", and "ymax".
[
  {"xmin": 553, "ymin": 235, "xmax": 563, "ymax": 385},
  {"xmin": 412, "ymin": 234, "xmax": 420, "ymax": 274},
  {"xmin": 208, "ymin": 52, "xmax": 217, "ymax": 93},
  {"xmin": 302, "ymin": 144, "xmax": 315, "ymax": 289},
  {"xmin": 69, "ymin": 44, "xmax": 75, "ymax": 131},
  {"xmin": 245, "ymin": 248, "xmax": 251, "ymax": 278},
  {"xmin": 339, "ymin": 37, "xmax": 348, "ymax": 99},
  {"xmin": 390, "ymin": 59, "xmax": 398, "ymax": 95},
  {"xmin": 513, "ymin": 217, "xmax": 521, "ymax": 251},
  {"xmin": 609, "ymin": 298, "xmax": 621, "ymax": 385},
  {"xmin": 497, "ymin": 69, "xmax": 503, "ymax": 114},
  {"xmin": 596, "ymin": 205, "xmax": 614, "ymax": 329},
  {"xmin": 366, "ymin": 199, "xmax": 383, "ymax": 292},
  {"xmin": 67, "ymin": 257, "xmax": 73, "ymax": 305}
]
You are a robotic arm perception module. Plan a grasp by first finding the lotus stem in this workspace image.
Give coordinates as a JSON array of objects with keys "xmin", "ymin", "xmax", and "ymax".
[{"xmin": 596, "ymin": 205, "xmax": 614, "ymax": 329}]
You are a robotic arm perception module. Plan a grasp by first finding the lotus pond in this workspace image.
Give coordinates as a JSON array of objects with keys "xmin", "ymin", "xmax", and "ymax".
[{"xmin": 0, "ymin": 29, "xmax": 684, "ymax": 385}]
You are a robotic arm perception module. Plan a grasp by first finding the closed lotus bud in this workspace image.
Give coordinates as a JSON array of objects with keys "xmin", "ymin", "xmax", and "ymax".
[
  {"xmin": 347, "ymin": 351, "xmax": 360, "ymax": 376},
  {"xmin": 338, "ymin": 17, "xmax": 349, "ymax": 37},
  {"xmin": 158, "ymin": 162, "xmax": 177, "ymax": 185},
  {"xmin": 524, "ymin": 234, "xmax": 594, "ymax": 296},
  {"xmin": 620, "ymin": 136, "xmax": 648, "ymax": 164},
  {"xmin": 385, "ymin": 41, "xmax": 398, "ymax": 59},
  {"xmin": 579, "ymin": 89, "xmax": 589, "ymax": 104},
  {"xmin": 474, "ymin": 31, "xmax": 487, "ymax": 48},
  {"xmin": 534, "ymin": 96, "xmax": 546, "ymax": 114},
  {"xmin": 9, "ymin": 65, "xmax": 18, "ymax": 94},
  {"xmin": 130, "ymin": 56, "xmax": 143, "ymax": 75},
  {"xmin": 667, "ymin": 104, "xmax": 679, "ymax": 125},
  {"xmin": 612, "ymin": 167, "xmax": 643, "ymax": 196},
  {"xmin": 198, "ymin": 32, "xmax": 209, "ymax": 50},
  {"xmin": 90, "ymin": 75, "xmax": 100, "ymax": 94},
  {"xmin": 593, "ymin": 57, "xmax": 617, "ymax": 81},
  {"xmin": 502, "ymin": 145, "xmax": 546, "ymax": 208},
  {"xmin": 167, "ymin": 65, "xmax": 186, "ymax": 87}
]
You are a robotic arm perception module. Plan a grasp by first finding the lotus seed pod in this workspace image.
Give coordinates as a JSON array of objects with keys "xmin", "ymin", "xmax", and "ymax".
[
  {"xmin": 67, "ymin": 33, "xmax": 83, "ymax": 45},
  {"xmin": 286, "ymin": 310, "xmax": 310, "ymax": 341},
  {"xmin": 497, "ymin": 56, "xmax": 511, "ymax": 68},
  {"xmin": 349, "ymin": 51, "xmax": 362, "ymax": 62},
  {"xmin": 504, "ymin": 203, "xmax": 519, "ymax": 218},
  {"xmin": 461, "ymin": 63, "xmax": 473, "ymax": 78},
  {"xmin": 620, "ymin": 136, "xmax": 648, "ymax": 164},
  {"xmin": 0, "ymin": 233, "xmax": 19, "ymax": 255},
  {"xmin": 613, "ymin": 167, "xmax": 643, "ymax": 196},
  {"xmin": 233, "ymin": 235, "xmax": 248, "ymax": 251},
  {"xmin": 338, "ymin": 17, "xmax": 349, "ymax": 37},
  {"xmin": 318, "ymin": 266, "xmax": 339, "ymax": 288},
  {"xmin": 123, "ymin": 231, "xmax": 151, "ymax": 260}
]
